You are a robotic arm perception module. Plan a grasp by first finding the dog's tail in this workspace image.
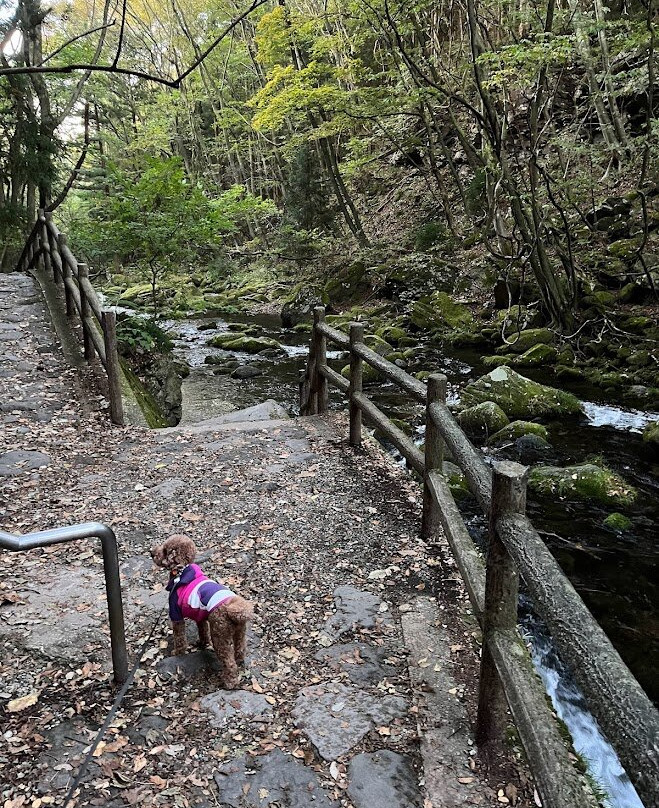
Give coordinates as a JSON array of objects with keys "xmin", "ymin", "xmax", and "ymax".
[{"xmin": 225, "ymin": 596, "xmax": 255, "ymax": 623}]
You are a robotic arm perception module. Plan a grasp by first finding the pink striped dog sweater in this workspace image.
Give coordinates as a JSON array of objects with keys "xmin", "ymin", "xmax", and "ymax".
[{"xmin": 166, "ymin": 563, "xmax": 235, "ymax": 623}]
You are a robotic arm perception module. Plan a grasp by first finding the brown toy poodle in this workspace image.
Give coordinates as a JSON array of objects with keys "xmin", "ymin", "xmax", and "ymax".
[{"xmin": 151, "ymin": 534, "xmax": 254, "ymax": 689}]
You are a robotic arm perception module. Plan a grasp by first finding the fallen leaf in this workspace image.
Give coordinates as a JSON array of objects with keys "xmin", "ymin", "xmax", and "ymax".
[{"xmin": 7, "ymin": 691, "xmax": 39, "ymax": 712}]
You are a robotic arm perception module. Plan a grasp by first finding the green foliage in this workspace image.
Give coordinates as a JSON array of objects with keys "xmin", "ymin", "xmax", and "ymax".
[
  {"xmin": 116, "ymin": 315, "xmax": 173, "ymax": 358},
  {"xmin": 284, "ymin": 144, "xmax": 333, "ymax": 231},
  {"xmin": 413, "ymin": 221, "xmax": 447, "ymax": 250}
]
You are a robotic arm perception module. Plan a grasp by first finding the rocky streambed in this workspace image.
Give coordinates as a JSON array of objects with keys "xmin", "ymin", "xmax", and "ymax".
[{"xmin": 159, "ymin": 308, "xmax": 655, "ymax": 808}]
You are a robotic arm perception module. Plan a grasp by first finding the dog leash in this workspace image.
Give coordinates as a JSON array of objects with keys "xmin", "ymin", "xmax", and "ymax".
[{"xmin": 62, "ymin": 605, "xmax": 166, "ymax": 808}]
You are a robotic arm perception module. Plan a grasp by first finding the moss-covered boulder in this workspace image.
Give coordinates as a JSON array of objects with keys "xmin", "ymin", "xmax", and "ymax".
[
  {"xmin": 643, "ymin": 421, "xmax": 659, "ymax": 448},
  {"xmin": 488, "ymin": 421, "xmax": 549, "ymax": 445},
  {"xmin": 607, "ymin": 238, "xmax": 643, "ymax": 261},
  {"xmin": 281, "ymin": 284, "xmax": 322, "ymax": 328},
  {"xmin": 340, "ymin": 363, "xmax": 379, "ymax": 383},
  {"xmin": 495, "ymin": 328, "xmax": 554, "ymax": 355},
  {"xmin": 375, "ymin": 326, "xmax": 408, "ymax": 346},
  {"xmin": 603, "ymin": 513, "xmax": 632, "ymax": 532},
  {"xmin": 410, "ymin": 292, "xmax": 473, "ymax": 332},
  {"xmin": 323, "ymin": 262, "xmax": 372, "ymax": 306},
  {"xmin": 482, "ymin": 354, "xmax": 513, "ymax": 369},
  {"xmin": 461, "ymin": 366, "xmax": 583, "ymax": 419},
  {"xmin": 457, "ymin": 402, "xmax": 509, "ymax": 436},
  {"xmin": 510, "ymin": 343, "xmax": 558, "ymax": 368},
  {"xmin": 206, "ymin": 333, "xmax": 282, "ymax": 353},
  {"xmin": 119, "ymin": 283, "xmax": 153, "ymax": 302},
  {"xmin": 529, "ymin": 463, "xmax": 637, "ymax": 507},
  {"xmin": 364, "ymin": 334, "xmax": 395, "ymax": 356}
]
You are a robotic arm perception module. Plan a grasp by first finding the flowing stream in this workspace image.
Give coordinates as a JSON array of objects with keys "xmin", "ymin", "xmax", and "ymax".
[{"xmin": 163, "ymin": 311, "xmax": 656, "ymax": 808}]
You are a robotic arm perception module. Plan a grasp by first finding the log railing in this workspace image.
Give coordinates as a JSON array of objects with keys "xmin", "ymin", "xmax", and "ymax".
[
  {"xmin": 15, "ymin": 210, "xmax": 124, "ymax": 425},
  {"xmin": 300, "ymin": 306, "xmax": 659, "ymax": 808}
]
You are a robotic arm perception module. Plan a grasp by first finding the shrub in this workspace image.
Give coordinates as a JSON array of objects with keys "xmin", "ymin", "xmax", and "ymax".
[{"xmin": 117, "ymin": 315, "xmax": 173, "ymax": 357}]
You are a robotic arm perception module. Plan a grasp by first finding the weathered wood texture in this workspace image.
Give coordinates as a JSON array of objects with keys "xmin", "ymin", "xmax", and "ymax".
[
  {"xmin": 302, "ymin": 314, "xmax": 659, "ymax": 808},
  {"xmin": 496, "ymin": 511, "xmax": 659, "ymax": 806},
  {"xmin": 422, "ymin": 374, "xmax": 447, "ymax": 540},
  {"xmin": 16, "ymin": 217, "xmax": 124, "ymax": 426},
  {"xmin": 349, "ymin": 323, "xmax": 364, "ymax": 447},
  {"xmin": 477, "ymin": 462, "xmax": 525, "ymax": 747}
]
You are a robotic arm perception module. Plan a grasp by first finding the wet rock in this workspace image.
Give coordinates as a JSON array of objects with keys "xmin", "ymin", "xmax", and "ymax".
[
  {"xmin": 207, "ymin": 333, "xmax": 282, "ymax": 353},
  {"xmin": 442, "ymin": 461, "xmax": 471, "ymax": 500},
  {"xmin": 488, "ymin": 420, "xmax": 549, "ymax": 445},
  {"xmin": 314, "ymin": 642, "xmax": 395, "ymax": 686},
  {"xmin": 0, "ymin": 449, "xmax": 51, "ymax": 476},
  {"xmin": 513, "ymin": 434, "xmax": 553, "ymax": 464},
  {"xmin": 347, "ymin": 750, "xmax": 422, "ymax": 808},
  {"xmin": 322, "ymin": 585, "xmax": 392, "ymax": 641},
  {"xmin": 495, "ymin": 328, "xmax": 553, "ymax": 355},
  {"xmin": 460, "ymin": 367, "xmax": 583, "ymax": 419},
  {"xmin": 364, "ymin": 334, "xmax": 395, "ymax": 356},
  {"xmin": 231, "ymin": 364, "xmax": 264, "ymax": 379},
  {"xmin": 203, "ymin": 351, "xmax": 234, "ymax": 364},
  {"xmin": 456, "ymin": 401, "xmax": 509, "ymax": 436},
  {"xmin": 201, "ymin": 689, "xmax": 273, "ymax": 726},
  {"xmin": 197, "ymin": 321, "xmax": 217, "ymax": 331},
  {"xmin": 141, "ymin": 356, "xmax": 188, "ymax": 426},
  {"xmin": 214, "ymin": 749, "xmax": 339, "ymax": 807},
  {"xmin": 293, "ymin": 682, "xmax": 407, "ymax": 760},
  {"xmin": 375, "ymin": 325, "xmax": 408, "ymax": 346},
  {"xmin": 529, "ymin": 463, "xmax": 636, "ymax": 507}
]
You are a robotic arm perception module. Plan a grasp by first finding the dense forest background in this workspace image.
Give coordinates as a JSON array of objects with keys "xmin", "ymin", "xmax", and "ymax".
[{"xmin": 0, "ymin": 0, "xmax": 657, "ymax": 381}]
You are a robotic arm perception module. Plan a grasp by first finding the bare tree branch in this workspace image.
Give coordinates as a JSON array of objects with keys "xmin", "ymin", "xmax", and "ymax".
[
  {"xmin": 40, "ymin": 20, "xmax": 117, "ymax": 66},
  {"xmin": 0, "ymin": 0, "xmax": 269, "ymax": 88}
]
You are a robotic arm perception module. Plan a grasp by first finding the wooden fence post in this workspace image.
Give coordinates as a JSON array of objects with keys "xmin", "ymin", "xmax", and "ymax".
[
  {"xmin": 312, "ymin": 306, "xmax": 328, "ymax": 414},
  {"xmin": 476, "ymin": 460, "xmax": 527, "ymax": 747},
  {"xmin": 101, "ymin": 309, "xmax": 125, "ymax": 426},
  {"xmin": 421, "ymin": 373, "xmax": 447, "ymax": 539},
  {"xmin": 38, "ymin": 209, "xmax": 52, "ymax": 278},
  {"xmin": 78, "ymin": 264, "xmax": 95, "ymax": 361},
  {"xmin": 58, "ymin": 233, "xmax": 74, "ymax": 317},
  {"xmin": 349, "ymin": 322, "xmax": 365, "ymax": 446}
]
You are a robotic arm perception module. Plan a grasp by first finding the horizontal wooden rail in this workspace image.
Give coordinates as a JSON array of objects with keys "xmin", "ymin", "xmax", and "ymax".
[
  {"xmin": 16, "ymin": 210, "xmax": 124, "ymax": 426},
  {"xmin": 300, "ymin": 305, "xmax": 659, "ymax": 808},
  {"xmin": 496, "ymin": 511, "xmax": 659, "ymax": 799},
  {"xmin": 319, "ymin": 363, "xmax": 350, "ymax": 394},
  {"xmin": 317, "ymin": 320, "xmax": 350, "ymax": 349},
  {"xmin": 352, "ymin": 391, "xmax": 425, "ymax": 473}
]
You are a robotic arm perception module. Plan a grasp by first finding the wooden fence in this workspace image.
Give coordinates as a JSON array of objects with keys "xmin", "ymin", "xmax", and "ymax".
[
  {"xmin": 15, "ymin": 211, "xmax": 124, "ymax": 426},
  {"xmin": 300, "ymin": 306, "xmax": 659, "ymax": 808}
]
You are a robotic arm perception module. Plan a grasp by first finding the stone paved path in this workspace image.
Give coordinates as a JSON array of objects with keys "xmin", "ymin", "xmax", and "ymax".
[{"xmin": 0, "ymin": 273, "xmax": 528, "ymax": 807}]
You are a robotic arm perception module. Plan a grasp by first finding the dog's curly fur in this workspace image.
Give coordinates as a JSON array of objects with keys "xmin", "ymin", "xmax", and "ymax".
[{"xmin": 151, "ymin": 534, "xmax": 254, "ymax": 689}]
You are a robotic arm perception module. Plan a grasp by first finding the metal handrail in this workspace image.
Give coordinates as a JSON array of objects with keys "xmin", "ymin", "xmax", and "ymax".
[{"xmin": 0, "ymin": 522, "xmax": 128, "ymax": 684}]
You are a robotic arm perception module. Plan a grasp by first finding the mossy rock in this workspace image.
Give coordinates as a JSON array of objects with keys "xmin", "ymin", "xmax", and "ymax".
[
  {"xmin": 292, "ymin": 322, "xmax": 312, "ymax": 333},
  {"xmin": 375, "ymin": 326, "xmax": 408, "ymax": 346},
  {"xmin": 643, "ymin": 421, "xmax": 659, "ymax": 447},
  {"xmin": 206, "ymin": 333, "xmax": 282, "ymax": 353},
  {"xmin": 449, "ymin": 330, "xmax": 489, "ymax": 348},
  {"xmin": 488, "ymin": 421, "xmax": 549, "ymax": 445},
  {"xmin": 340, "ymin": 364, "xmax": 379, "ymax": 383},
  {"xmin": 628, "ymin": 350, "xmax": 651, "ymax": 368},
  {"xmin": 364, "ymin": 334, "xmax": 394, "ymax": 356},
  {"xmin": 443, "ymin": 462, "xmax": 472, "ymax": 501},
  {"xmin": 510, "ymin": 343, "xmax": 558, "ymax": 368},
  {"xmin": 494, "ymin": 305, "xmax": 542, "ymax": 334},
  {"xmin": 529, "ymin": 463, "xmax": 636, "ymax": 507},
  {"xmin": 322, "ymin": 262, "xmax": 372, "ymax": 306},
  {"xmin": 410, "ymin": 292, "xmax": 473, "ymax": 332},
  {"xmin": 482, "ymin": 354, "xmax": 513, "ymax": 369},
  {"xmin": 415, "ymin": 371, "xmax": 431, "ymax": 382},
  {"xmin": 554, "ymin": 365, "xmax": 583, "ymax": 381},
  {"xmin": 457, "ymin": 402, "xmax": 509, "ymax": 436},
  {"xmin": 603, "ymin": 513, "xmax": 632, "ymax": 532},
  {"xmin": 495, "ymin": 328, "xmax": 554, "ymax": 355},
  {"xmin": 607, "ymin": 238, "xmax": 642, "ymax": 261},
  {"xmin": 461, "ymin": 366, "xmax": 583, "ymax": 419},
  {"xmin": 119, "ymin": 283, "xmax": 153, "ymax": 302}
]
